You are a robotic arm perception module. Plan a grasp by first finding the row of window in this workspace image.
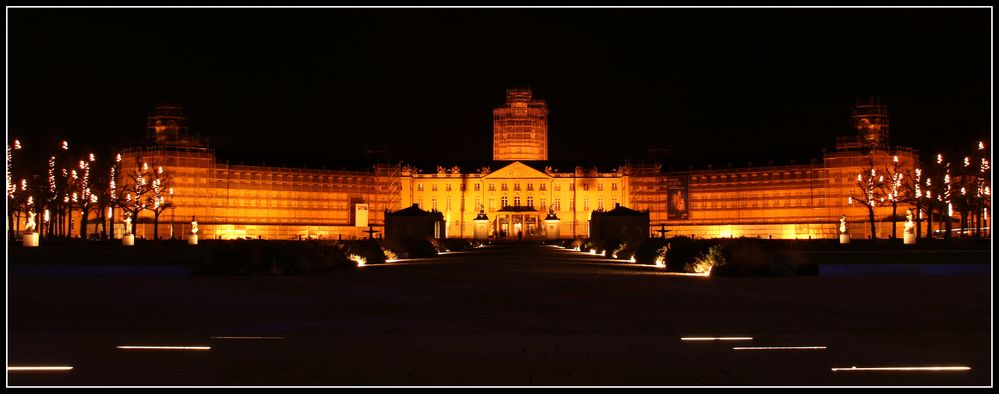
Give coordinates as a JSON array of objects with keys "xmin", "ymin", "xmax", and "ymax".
[
  {"xmin": 416, "ymin": 182, "xmax": 620, "ymax": 192},
  {"xmin": 415, "ymin": 197, "xmax": 619, "ymax": 212},
  {"xmin": 696, "ymin": 191, "xmax": 818, "ymax": 200},
  {"xmin": 693, "ymin": 199, "xmax": 822, "ymax": 209},
  {"xmin": 209, "ymin": 199, "xmax": 354, "ymax": 209},
  {"xmin": 692, "ymin": 171, "xmax": 823, "ymax": 183}
]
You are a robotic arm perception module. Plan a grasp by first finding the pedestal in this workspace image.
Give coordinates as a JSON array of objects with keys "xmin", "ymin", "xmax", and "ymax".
[
  {"xmin": 903, "ymin": 233, "xmax": 916, "ymax": 245},
  {"xmin": 839, "ymin": 234, "xmax": 850, "ymax": 244},
  {"xmin": 473, "ymin": 220, "xmax": 489, "ymax": 241},
  {"xmin": 22, "ymin": 232, "xmax": 39, "ymax": 247},
  {"xmin": 122, "ymin": 234, "xmax": 135, "ymax": 246},
  {"xmin": 544, "ymin": 219, "xmax": 561, "ymax": 240},
  {"xmin": 188, "ymin": 234, "xmax": 199, "ymax": 245}
]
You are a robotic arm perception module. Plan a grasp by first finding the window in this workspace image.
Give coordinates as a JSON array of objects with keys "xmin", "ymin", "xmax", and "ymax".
[
  {"xmin": 583, "ymin": 183, "xmax": 589, "ymax": 191},
  {"xmin": 417, "ymin": 183, "xmax": 424, "ymax": 191},
  {"xmin": 598, "ymin": 198, "xmax": 604, "ymax": 210},
  {"xmin": 432, "ymin": 198, "xmax": 437, "ymax": 210},
  {"xmin": 489, "ymin": 183, "xmax": 495, "ymax": 191},
  {"xmin": 446, "ymin": 184, "xmax": 452, "ymax": 192},
  {"xmin": 514, "ymin": 183, "xmax": 520, "ymax": 191},
  {"xmin": 554, "ymin": 184, "xmax": 560, "ymax": 191},
  {"xmin": 554, "ymin": 198, "xmax": 561, "ymax": 211},
  {"xmin": 540, "ymin": 183, "xmax": 546, "ymax": 191},
  {"xmin": 569, "ymin": 198, "xmax": 575, "ymax": 211},
  {"xmin": 418, "ymin": 198, "xmax": 423, "ymax": 208},
  {"xmin": 501, "ymin": 183, "xmax": 508, "ymax": 191},
  {"xmin": 583, "ymin": 199, "xmax": 589, "ymax": 211},
  {"xmin": 501, "ymin": 196, "xmax": 508, "ymax": 207},
  {"xmin": 474, "ymin": 183, "xmax": 481, "ymax": 191},
  {"xmin": 527, "ymin": 196, "xmax": 534, "ymax": 207},
  {"xmin": 489, "ymin": 198, "xmax": 495, "ymax": 210},
  {"xmin": 475, "ymin": 198, "xmax": 481, "ymax": 210},
  {"xmin": 514, "ymin": 196, "xmax": 521, "ymax": 206},
  {"xmin": 432, "ymin": 184, "xmax": 438, "ymax": 191},
  {"xmin": 446, "ymin": 198, "xmax": 451, "ymax": 211},
  {"xmin": 540, "ymin": 197, "xmax": 545, "ymax": 210},
  {"xmin": 527, "ymin": 183, "xmax": 533, "ymax": 191},
  {"xmin": 597, "ymin": 183, "xmax": 604, "ymax": 191},
  {"xmin": 569, "ymin": 184, "xmax": 575, "ymax": 191},
  {"xmin": 611, "ymin": 183, "xmax": 618, "ymax": 191}
]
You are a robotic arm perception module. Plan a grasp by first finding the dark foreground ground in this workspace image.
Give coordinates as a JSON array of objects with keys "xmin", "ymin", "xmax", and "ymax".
[{"xmin": 8, "ymin": 243, "xmax": 992, "ymax": 386}]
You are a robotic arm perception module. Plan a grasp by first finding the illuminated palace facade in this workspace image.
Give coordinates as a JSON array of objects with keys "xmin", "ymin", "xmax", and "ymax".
[
  {"xmin": 119, "ymin": 92, "xmax": 917, "ymax": 240},
  {"xmin": 118, "ymin": 104, "xmax": 400, "ymax": 240}
]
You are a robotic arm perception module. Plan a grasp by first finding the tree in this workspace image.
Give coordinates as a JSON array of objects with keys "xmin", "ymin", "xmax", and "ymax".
[
  {"xmin": 72, "ymin": 154, "xmax": 99, "ymax": 239},
  {"xmin": 144, "ymin": 163, "xmax": 174, "ymax": 240},
  {"xmin": 901, "ymin": 166, "xmax": 928, "ymax": 239},
  {"xmin": 91, "ymin": 153, "xmax": 121, "ymax": 239},
  {"xmin": 974, "ymin": 141, "xmax": 991, "ymax": 238},
  {"xmin": 120, "ymin": 158, "xmax": 153, "ymax": 237},
  {"xmin": 49, "ymin": 149, "xmax": 69, "ymax": 237},
  {"xmin": 850, "ymin": 159, "xmax": 884, "ymax": 240},
  {"xmin": 920, "ymin": 154, "xmax": 950, "ymax": 240},
  {"xmin": 7, "ymin": 139, "xmax": 29, "ymax": 239},
  {"xmin": 878, "ymin": 154, "xmax": 906, "ymax": 240}
]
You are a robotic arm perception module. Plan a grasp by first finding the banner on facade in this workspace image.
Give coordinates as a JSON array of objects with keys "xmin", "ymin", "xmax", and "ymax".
[
  {"xmin": 666, "ymin": 176, "xmax": 689, "ymax": 220},
  {"xmin": 354, "ymin": 203, "xmax": 368, "ymax": 227}
]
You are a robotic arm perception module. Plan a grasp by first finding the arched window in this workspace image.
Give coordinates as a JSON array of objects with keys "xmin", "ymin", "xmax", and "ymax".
[
  {"xmin": 501, "ymin": 196, "xmax": 508, "ymax": 207},
  {"xmin": 527, "ymin": 196, "xmax": 534, "ymax": 207},
  {"xmin": 514, "ymin": 196, "xmax": 521, "ymax": 206}
]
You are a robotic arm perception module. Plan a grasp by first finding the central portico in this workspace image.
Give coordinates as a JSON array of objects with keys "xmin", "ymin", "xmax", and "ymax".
[
  {"xmin": 482, "ymin": 161, "xmax": 552, "ymax": 239},
  {"xmin": 399, "ymin": 160, "xmax": 628, "ymax": 239}
]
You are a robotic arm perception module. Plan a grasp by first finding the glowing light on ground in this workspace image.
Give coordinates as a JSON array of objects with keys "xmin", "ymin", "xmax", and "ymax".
[
  {"xmin": 831, "ymin": 366, "xmax": 970, "ymax": 372},
  {"xmin": 662, "ymin": 271, "xmax": 711, "ymax": 277},
  {"xmin": 682, "ymin": 337, "xmax": 753, "ymax": 341},
  {"xmin": 348, "ymin": 254, "xmax": 367, "ymax": 267},
  {"xmin": 8, "ymin": 366, "xmax": 74, "ymax": 372},
  {"xmin": 117, "ymin": 345, "xmax": 211, "ymax": 350},
  {"xmin": 210, "ymin": 336, "xmax": 284, "ymax": 340},
  {"xmin": 734, "ymin": 346, "xmax": 826, "ymax": 350}
]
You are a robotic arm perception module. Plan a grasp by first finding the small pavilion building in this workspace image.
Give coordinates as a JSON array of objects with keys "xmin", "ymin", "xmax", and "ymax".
[{"xmin": 385, "ymin": 204, "xmax": 446, "ymax": 241}]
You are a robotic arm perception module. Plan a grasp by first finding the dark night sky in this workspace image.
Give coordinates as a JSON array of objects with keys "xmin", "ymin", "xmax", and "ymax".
[{"xmin": 8, "ymin": 8, "xmax": 992, "ymax": 169}]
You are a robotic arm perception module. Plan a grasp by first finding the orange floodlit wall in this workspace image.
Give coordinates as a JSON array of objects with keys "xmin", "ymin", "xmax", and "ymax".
[{"xmin": 117, "ymin": 146, "xmax": 398, "ymax": 240}]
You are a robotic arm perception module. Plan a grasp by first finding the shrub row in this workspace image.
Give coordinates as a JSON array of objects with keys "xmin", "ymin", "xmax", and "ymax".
[
  {"xmin": 381, "ymin": 238, "xmax": 437, "ymax": 259},
  {"xmin": 195, "ymin": 240, "xmax": 354, "ymax": 276},
  {"xmin": 196, "ymin": 237, "xmax": 493, "ymax": 275},
  {"xmin": 556, "ymin": 236, "xmax": 814, "ymax": 276}
]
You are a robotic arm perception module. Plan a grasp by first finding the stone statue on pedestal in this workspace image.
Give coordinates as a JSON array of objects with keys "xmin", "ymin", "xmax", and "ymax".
[
  {"xmin": 904, "ymin": 209, "xmax": 914, "ymax": 235},
  {"xmin": 25, "ymin": 211, "xmax": 37, "ymax": 233},
  {"xmin": 839, "ymin": 215, "xmax": 847, "ymax": 234},
  {"xmin": 123, "ymin": 212, "xmax": 133, "ymax": 235},
  {"xmin": 191, "ymin": 216, "xmax": 199, "ymax": 235}
]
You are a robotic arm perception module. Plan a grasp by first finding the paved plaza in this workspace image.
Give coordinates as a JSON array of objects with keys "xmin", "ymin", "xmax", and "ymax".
[{"xmin": 8, "ymin": 243, "xmax": 991, "ymax": 386}]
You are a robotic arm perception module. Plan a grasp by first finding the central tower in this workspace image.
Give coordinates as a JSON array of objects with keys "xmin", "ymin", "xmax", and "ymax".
[
  {"xmin": 493, "ymin": 87, "xmax": 548, "ymax": 161},
  {"xmin": 850, "ymin": 95, "xmax": 889, "ymax": 150}
]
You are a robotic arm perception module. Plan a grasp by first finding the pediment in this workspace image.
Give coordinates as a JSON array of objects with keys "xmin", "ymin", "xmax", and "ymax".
[{"xmin": 483, "ymin": 161, "xmax": 552, "ymax": 180}]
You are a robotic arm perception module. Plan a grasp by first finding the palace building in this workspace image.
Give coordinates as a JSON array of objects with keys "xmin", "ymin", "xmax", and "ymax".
[{"xmin": 114, "ymin": 93, "xmax": 919, "ymax": 241}]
